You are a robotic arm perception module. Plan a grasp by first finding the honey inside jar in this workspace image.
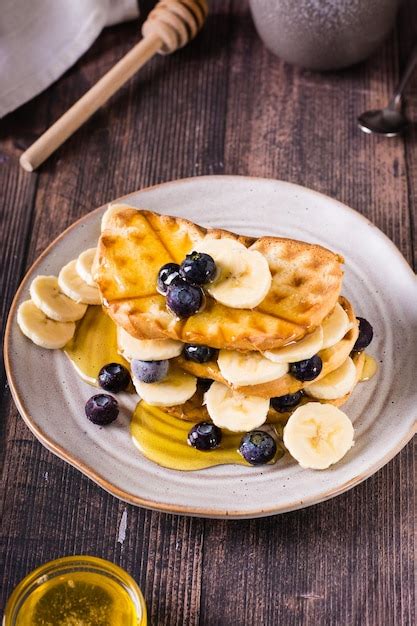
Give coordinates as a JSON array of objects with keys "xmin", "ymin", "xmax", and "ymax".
[{"xmin": 4, "ymin": 556, "xmax": 146, "ymax": 626}]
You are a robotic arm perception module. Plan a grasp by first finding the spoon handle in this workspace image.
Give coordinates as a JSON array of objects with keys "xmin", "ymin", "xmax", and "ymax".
[{"xmin": 389, "ymin": 42, "xmax": 417, "ymax": 110}]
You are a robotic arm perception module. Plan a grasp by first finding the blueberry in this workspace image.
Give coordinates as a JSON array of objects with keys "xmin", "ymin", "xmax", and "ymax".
[
  {"xmin": 183, "ymin": 343, "xmax": 217, "ymax": 363},
  {"xmin": 188, "ymin": 421, "xmax": 222, "ymax": 450},
  {"xmin": 131, "ymin": 359, "xmax": 169, "ymax": 383},
  {"xmin": 290, "ymin": 354, "xmax": 322, "ymax": 382},
  {"xmin": 197, "ymin": 378, "xmax": 213, "ymax": 393},
  {"xmin": 157, "ymin": 263, "xmax": 181, "ymax": 295},
  {"xmin": 353, "ymin": 317, "xmax": 374, "ymax": 351},
  {"xmin": 166, "ymin": 280, "xmax": 204, "ymax": 318},
  {"xmin": 179, "ymin": 251, "xmax": 217, "ymax": 285},
  {"xmin": 85, "ymin": 394, "xmax": 119, "ymax": 425},
  {"xmin": 271, "ymin": 390, "xmax": 304, "ymax": 413},
  {"xmin": 239, "ymin": 431, "xmax": 277, "ymax": 465},
  {"xmin": 98, "ymin": 362, "xmax": 130, "ymax": 393}
]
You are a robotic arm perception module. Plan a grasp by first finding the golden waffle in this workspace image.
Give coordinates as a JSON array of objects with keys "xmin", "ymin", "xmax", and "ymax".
[
  {"xmin": 164, "ymin": 387, "xmax": 207, "ymax": 421},
  {"xmin": 165, "ymin": 350, "xmax": 365, "ymax": 423},
  {"xmin": 95, "ymin": 205, "xmax": 344, "ymax": 351},
  {"xmin": 176, "ymin": 296, "xmax": 358, "ymax": 398}
]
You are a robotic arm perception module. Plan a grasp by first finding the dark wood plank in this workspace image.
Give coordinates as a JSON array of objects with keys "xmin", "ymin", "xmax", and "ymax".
[
  {"xmin": 400, "ymin": 0, "xmax": 417, "ymax": 271},
  {"xmin": 200, "ymin": 441, "xmax": 415, "ymax": 626},
  {"xmin": 0, "ymin": 113, "xmax": 43, "ymax": 382},
  {"xmin": 0, "ymin": 106, "xmax": 47, "ymax": 482}
]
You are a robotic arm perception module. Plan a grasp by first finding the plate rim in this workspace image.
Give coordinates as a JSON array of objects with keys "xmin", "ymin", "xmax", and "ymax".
[{"xmin": 4, "ymin": 175, "xmax": 417, "ymax": 519}]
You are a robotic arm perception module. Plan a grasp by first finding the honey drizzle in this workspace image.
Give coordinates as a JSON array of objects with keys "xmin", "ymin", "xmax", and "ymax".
[
  {"xmin": 64, "ymin": 306, "xmax": 128, "ymax": 385},
  {"xmin": 359, "ymin": 354, "xmax": 378, "ymax": 382},
  {"xmin": 131, "ymin": 402, "xmax": 285, "ymax": 471}
]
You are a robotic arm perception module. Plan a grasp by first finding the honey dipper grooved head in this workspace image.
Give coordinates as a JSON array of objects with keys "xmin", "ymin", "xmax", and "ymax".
[{"xmin": 142, "ymin": 0, "xmax": 208, "ymax": 54}]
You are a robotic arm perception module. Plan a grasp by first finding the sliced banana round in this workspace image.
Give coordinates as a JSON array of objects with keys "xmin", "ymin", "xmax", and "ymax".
[
  {"xmin": 263, "ymin": 326, "xmax": 324, "ymax": 364},
  {"xmin": 58, "ymin": 260, "xmax": 101, "ymax": 305},
  {"xmin": 30, "ymin": 275, "xmax": 87, "ymax": 322},
  {"xmin": 76, "ymin": 248, "xmax": 97, "ymax": 287},
  {"xmin": 321, "ymin": 303, "xmax": 351, "ymax": 349},
  {"xmin": 17, "ymin": 299, "xmax": 75, "ymax": 349},
  {"xmin": 283, "ymin": 403, "xmax": 354, "ymax": 470},
  {"xmin": 117, "ymin": 327, "xmax": 183, "ymax": 361},
  {"xmin": 305, "ymin": 357, "xmax": 356, "ymax": 400},
  {"xmin": 204, "ymin": 381, "xmax": 269, "ymax": 432},
  {"xmin": 132, "ymin": 368, "xmax": 197, "ymax": 406},
  {"xmin": 218, "ymin": 349, "xmax": 288, "ymax": 386},
  {"xmin": 194, "ymin": 238, "xmax": 272, "ymax": 309}
]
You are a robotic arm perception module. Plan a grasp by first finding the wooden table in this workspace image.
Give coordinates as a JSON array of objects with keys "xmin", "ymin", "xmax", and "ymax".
[{"xmin": 1, "ymin": 1, "xmax": 415, "ymax": 623}]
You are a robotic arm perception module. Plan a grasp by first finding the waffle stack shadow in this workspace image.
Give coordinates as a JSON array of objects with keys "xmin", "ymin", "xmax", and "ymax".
[{"xmin": 94, "ymin": 205, "xmax": 365, "ymax": 436}]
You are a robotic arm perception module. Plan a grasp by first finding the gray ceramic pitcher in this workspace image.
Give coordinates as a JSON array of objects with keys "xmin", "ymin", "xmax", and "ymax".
[{"xmin": 249, "ymin": 0, "xmax": 401, "ymax": 70}]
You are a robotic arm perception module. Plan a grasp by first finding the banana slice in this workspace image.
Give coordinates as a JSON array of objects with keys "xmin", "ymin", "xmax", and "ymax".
[
  {"xmin": 76, "ymin": 248, "xmax": 97, "ymax": 287},
  {"xmin": 58, "ymin": 260, "xmax": 101, "ymax": 305},
  {"xmin": 132, "ymin": 368, "xmax": 197, "ymax": 406},
  {"xmin": 218, "ymin": 349, "xmax": 288, "ymax": 386},
  {"xmin": 263, "ymin": 326, "xmax": 324, "ymax": 363},
  {"xmin": 283, "ymin": 403, "xmax": 354, "ymax": 469},
  {"xmin": 305, "ymin": 357, "xmax": 356, "ymax": 400},
  {"xmin": 117, "ymin": 327, "xmax": 183, "ymax": 361},
  {"xmin": 194, "ymin": 238, "xmax": 272, "ymax": 309},
  {"xmin": 17, "ymin": 299, "xmax": 75, "ymax": 349},
  {"xmin": 321, "ymin": 303, "xmax": 351, "ymax": 349},
  {"xmin": 30, "ymin": 275, "xmax": 87, "ymax": 322},
  {"xmin": 204, "ymin": 381, "xmax": 269, "ymax": 432}
]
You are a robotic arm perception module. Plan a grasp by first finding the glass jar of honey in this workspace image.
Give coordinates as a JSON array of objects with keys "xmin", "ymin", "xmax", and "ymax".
[{"xmin": 3, "ymin": 555, "xmax": 147, "ymax": 626}]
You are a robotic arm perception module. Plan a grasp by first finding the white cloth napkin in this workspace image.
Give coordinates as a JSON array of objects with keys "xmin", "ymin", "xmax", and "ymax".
[{"xmin": 0, "ymin": 0, "xmax": 139, "ymax": 118}]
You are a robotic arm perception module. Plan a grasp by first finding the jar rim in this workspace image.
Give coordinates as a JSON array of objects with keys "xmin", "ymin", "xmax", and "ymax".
[{"xmin": 3, "ymin": 555, "xmax": 146, "ymax": 626}]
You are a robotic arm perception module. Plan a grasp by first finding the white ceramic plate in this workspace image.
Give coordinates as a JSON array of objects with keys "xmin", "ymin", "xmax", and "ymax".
[{"xmin": 5, "ymin": 176, "xmax": 417, "ymax": 518}]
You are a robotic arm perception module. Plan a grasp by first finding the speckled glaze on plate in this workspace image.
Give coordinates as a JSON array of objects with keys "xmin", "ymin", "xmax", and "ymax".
[{"xmin": 5, "ymin": 176, "xmax": 417, "ymax": 518}]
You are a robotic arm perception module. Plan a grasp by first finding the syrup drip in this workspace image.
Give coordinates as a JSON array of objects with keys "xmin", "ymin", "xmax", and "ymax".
[
  {"xmin": 64, "ymin": 306, "xmax": 128, "ymax": 386},
  {"xmin": 359, "ymin": 354, "xmax": 377, "ymax": 382}
]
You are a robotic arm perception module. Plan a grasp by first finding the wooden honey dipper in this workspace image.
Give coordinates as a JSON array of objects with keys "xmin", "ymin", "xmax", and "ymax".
[{"xmin": 19, "ymin": 0, "xmax": 208, "ymax": 172}]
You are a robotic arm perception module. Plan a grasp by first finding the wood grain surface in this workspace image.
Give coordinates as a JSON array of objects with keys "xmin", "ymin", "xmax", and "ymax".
[{"xmin": 0, "ymin": 1, "xmax": 415, "ymax": 624}]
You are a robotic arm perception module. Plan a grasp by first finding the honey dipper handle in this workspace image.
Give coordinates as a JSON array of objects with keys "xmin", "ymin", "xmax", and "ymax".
[
  {"xmin": 19, "ymin": 33, "xmax": 161, "ymax": 172},
  {"xmin": 19, "ymin": 0, "xmax": 208, "ymax": 172}
]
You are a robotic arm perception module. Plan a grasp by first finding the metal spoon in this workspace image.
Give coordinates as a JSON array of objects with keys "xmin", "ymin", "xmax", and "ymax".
[{"xmin": 358, "ymin": 43, "xmax": 417, "ymax": 136}]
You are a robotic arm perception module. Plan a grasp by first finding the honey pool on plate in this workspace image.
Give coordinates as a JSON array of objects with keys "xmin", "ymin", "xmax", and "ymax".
[
  {"xmin": 64, "ymin": 305, "xmax": 128, "ymax": 386},
  {"xmin": 360, "ymin": 354, "xmax": 378, "ymax": 382},
  {"xmin": 3, "ymin": 556, "xmax": 146, "ymax": 626},
  {"xmin": 131, "ymin": 401, "xmax": 285, "ymax": 470}
]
